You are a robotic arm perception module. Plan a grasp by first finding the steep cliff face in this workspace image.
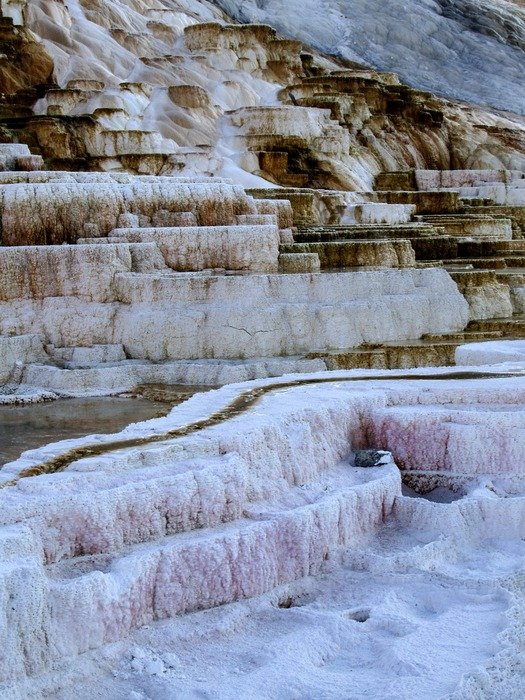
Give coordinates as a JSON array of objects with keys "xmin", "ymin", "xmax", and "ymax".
[{"xmin": 214, "ymin": 0, "xmax": 525, "ymax": 115}]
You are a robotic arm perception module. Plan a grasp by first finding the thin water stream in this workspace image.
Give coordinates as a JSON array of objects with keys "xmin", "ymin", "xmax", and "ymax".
[{"xmin": 3, "ymin": 369, "xmax": 523, "ymax": 486}]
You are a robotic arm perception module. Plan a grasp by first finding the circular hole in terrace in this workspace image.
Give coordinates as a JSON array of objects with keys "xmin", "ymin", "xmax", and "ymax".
[
  {"xmin": 343, "ymin": 607, "xmax": 371, "ymax": 622},
  {"xmin": 274, "ymin": 592, "xmax": 313, "ymax": 609}
]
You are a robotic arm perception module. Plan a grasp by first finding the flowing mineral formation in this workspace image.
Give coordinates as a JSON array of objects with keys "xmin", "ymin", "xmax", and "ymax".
[{"xmin": 0, "ymin": 1, "xmax": 524, "ymax": 697}]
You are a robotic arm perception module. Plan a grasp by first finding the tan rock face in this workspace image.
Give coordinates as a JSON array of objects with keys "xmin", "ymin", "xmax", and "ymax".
[
  {"xmin": 0, "ymin": 15, "xmax": 54, "ymax": 118},
  {"xmin": 280, "ymin": 239, "xmax": 416, "ymax": 269},
  {"xmin": 183, "ymin": 22, "xmax": 304, "ymax": 84},
  {"xmin": 0, "ymin": 0, "xmax": 520, "ymax": 187}
]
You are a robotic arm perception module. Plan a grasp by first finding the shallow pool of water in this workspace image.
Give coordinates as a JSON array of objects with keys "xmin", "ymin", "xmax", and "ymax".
[{"xmin": 0, "ymin": 397, "xmax": 169, "ymax": 467}]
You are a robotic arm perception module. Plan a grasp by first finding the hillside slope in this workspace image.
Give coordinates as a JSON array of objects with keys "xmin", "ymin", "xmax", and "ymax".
[
  {"xmin": 1, "ymin": 0, "xmax": 523, "ymax": 187},
  {"xmin": 214, "ymin": 0, "xmax": 525, "ymax": 115}
]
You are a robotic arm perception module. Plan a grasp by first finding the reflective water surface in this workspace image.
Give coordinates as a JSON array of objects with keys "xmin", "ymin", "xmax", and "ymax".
[{"xmin": 0, "ymin": 397, "xmax": 168, "ymax": 467}]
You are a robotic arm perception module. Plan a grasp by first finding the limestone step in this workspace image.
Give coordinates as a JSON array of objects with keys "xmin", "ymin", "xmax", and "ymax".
[
  {"xmin": 0, "ymin": 178, "xmax": 257, "ymax": 245},
  {"xmin": 308, "ymin": 329, "xmax": 522, "ymax": 370},
  {"xmin": 505, "ymin": 256, "xmax": 525, "ymax": 267},
  {"xmin": 294, "ymin": 224, "xmax": 441, "ymax": 241},
  {"xmin": 0, "ymin": 335, "xmax": 49, "ymax": 384},
  {"xmin": 0, "ymin": 374, "xmax": 400, "ymax": 677},
  {"xmin": 45, "ymin": 344, "xmax": 127, "ymax": 369},
  {"xmin": 41, "ymin": 467, "xmax": 395, "ymax": 661},
  {"xmin": 278, "ymin": 252, "xmax": 320, "ymax": 273},
  {"xmin": 370, "ymin": 191, "xmax": 460, "ymax": 214},
  {"xmin": 293, "ymin": 225, "xmax": 456, "ymax": 261},
  {"xmin": 280, "ymin": 240, "xmax": 416, "ymax": 268},
  {"xmin": 376, "ymin": 169, "xmax": 524, "ymax": 191},
  {"xmin": 101, "ymin": 224, "xmax": 281, "ymax": 273},
  {"xmin": 107, "ymin": 268, "xmax": 468, "ymax": 361},
  {"xmin": 0, "ymin": 243, "xmax": 168, "ymax": 302},
  {"xmin": 343, "ymin": 202, "xmax": 417, "ymax": 225},
  {"xmin": 448, "ymin": 257, "xmax": 525, "ymax": 270},
  {"xmin": 461, "ymin": 206, "xmax": 525, "ymax": 236},
  {"xmin": 459, "ymin": 197, "xmax": 498, "ymax": 207},
  {"xmin": 395, "ymin": 237, "xmax": 457, "ymax": 262},
  {"xmin": 247, "ymin": 187, "xmax": 348, "ymax": 226},
  {"xmin": 456, "ymin": 240, "xmax": 525, "ymax": 257},
  {"xmin": 375, "ymin": 171, "xmax": 417, "ymax": 191},
  {"xmin": 418, "ymin": 215, "xmax": 513, "ymax": 240},
  {"xmin": 86, "ymin": 130, "xmax": 177, "ymax": 157},
  {"xmin": 422, "ymin": 330, "xmax": 504, "ymax": 342},
  {"xmin": 45, "ymin": 88, "xmax": 103, "ymax": 114},
  {"xmin": 446, "ymin": 257, "xmax": 508, "ymax": 269},
  {"xmin": 448, "ymin": 270, "xmax": 502, "ymax": 287},
  {"xmin": 0, "ymin": 172, "xmax": 221, "ymax": 186},
  {"xmin": 309, "ymin": 344, "xmax": 458, "ymax": 370},
  {"xmin": 0, "ymin": 142, "xmax": 43, "ymax": 171},
  {"xmin": 449, "ymin": 185, "xmax": 525, "ymax": 207},
  {"xmin": 113, "ymin": 268, "xmax": 456, "ymax": 306},
  {"xmin": 496, "ymin": 270, "xmax": 525, "ymax": 286},
  {"xmin": 468, "ymin": 315, "xmax": 525, "ymax": 333},
  {"xmin": 22, "ymin": 357, "xmax": 326, "ymax": 396},
  {"xmin": 494, "ymin": 270, "xmax": 525, "ymax": 312},
  {"xmin": 366, "ymin": 401, "xmax": 525, "ymax": 476},
  {"xmin": 448, "ymin": 269, "xmax": 514, "ymax": 320}
]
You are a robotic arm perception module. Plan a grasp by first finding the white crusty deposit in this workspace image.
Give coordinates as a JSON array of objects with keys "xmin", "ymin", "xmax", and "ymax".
[
  {"xmin": 457, "ymin": 339, "xmax": 525, "ymax": 366},
  {"xmin": 0, "ymin": 179, "xmax": 260, "ymax": 245},
  {"xmin": 100, "ymin": 224, "xmax": 281, "ymax": 272},
  {"xmin": 0, "ymin": 260, "xmax": 469, "ymax": 366},
  {"xmin": 0, "ymin": 365, "xmax": 524, "ymax": 697}
]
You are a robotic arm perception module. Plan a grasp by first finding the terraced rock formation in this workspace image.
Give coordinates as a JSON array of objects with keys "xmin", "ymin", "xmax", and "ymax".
[
  {"xmin": 1, "ymin": 161, "xmax": 525, "ymax": 396},
  {"xmin": 0, "ymin": 1, "xmax": 523, "ymax": 184},
  {"xmin": 0, "ymin": 4, "xmax": 524, "ymax": 697},
  {"xmin": 216, "ymin": 0, "xmax": 525, "ymax": 115},
  {"xmin": 0, "ymin": 7, "xmax": 524, "ymax": 397},
  {"xmin": 0, "ymin": 366, "xmax": 524, "ymax": 694},
  {"xmin": 0, "ymin": 148, "xmax": 476, "ymax": 400}
]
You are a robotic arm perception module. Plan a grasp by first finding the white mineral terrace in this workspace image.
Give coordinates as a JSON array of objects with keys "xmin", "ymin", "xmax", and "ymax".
[
  {"xmin": 0, "ymin": 172, "xmax": 523, "ymax": 699},
  {"xmin": 0, "ymin": 361, "xmax": 524, "ymax": 697},
  {"xmin": 1, "ymin": 3, "xmax": 525, "ymax": 692}
]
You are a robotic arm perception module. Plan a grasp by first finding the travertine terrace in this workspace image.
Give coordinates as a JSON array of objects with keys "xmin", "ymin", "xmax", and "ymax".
[
  {"xmin": 1, "ymin": 366, "xmax": 525, "ymax": 696},
  {"xmin": 0, "ymin": 1, "xmax": 524, "ymax": 697},
  {"xmin": 0, "ymin": 157, "xmax": 472, "ymax": 398},
  {"xmin": 1, "ymin": 8, "xmax": 525, "ymax": 394},
  {"xmin": 5, "ymin": 159, "xmax": 525, "ymax": 393}
]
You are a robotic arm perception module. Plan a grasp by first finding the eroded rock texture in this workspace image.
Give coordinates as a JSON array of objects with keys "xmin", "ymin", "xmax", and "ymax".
[
  {"xmin": 216, "ymin": 0, "xmax": 525, "ymax": 114},
  {"xmin": 0, "ymin": 0, "xmax": 521, "ymax": 186}
]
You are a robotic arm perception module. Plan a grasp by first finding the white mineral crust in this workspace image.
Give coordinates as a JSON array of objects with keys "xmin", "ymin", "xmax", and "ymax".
[{"xmin": 0, "ymin": 365, "xmax": 524, "ymax": 698}]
